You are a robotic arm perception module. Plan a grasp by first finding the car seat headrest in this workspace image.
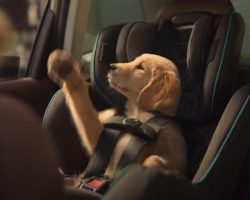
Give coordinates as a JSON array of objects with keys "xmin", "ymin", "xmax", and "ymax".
[
  {"xmin": 116, "ymin": 22, "xmax": 156, "ymax": 63},
  {"xmin": 187, "ymin": 16, "xmax": 214, "ymax": 81},
  {"xmin": 155, "ymin": 19, "xmax": 188, "ymax": 66},
  {"xmin": 178, "ymin": 13, "xmax": 245, "ymax": 122}
]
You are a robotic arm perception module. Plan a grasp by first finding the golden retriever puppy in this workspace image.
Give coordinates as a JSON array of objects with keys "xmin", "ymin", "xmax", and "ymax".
[{"xmin": 47, "ymin": 50, "xmax": 187, "ymax": 180}]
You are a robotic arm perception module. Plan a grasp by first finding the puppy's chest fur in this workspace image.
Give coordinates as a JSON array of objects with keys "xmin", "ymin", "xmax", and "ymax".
[{"xmin": 124, "ymin": 99, "xmax": 154, "ymax": 123}]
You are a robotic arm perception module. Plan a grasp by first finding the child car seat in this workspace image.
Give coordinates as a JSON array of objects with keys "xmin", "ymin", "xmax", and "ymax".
[
  {"xmin": 43, "ymin": 10, "xmax": 245, "ymax": 200},
  {"xmin": 89, "ymin": 12, "xmax": 244, "ymax": 177},
  {"xmin": 43, "ymin": 0, "xmax": 239, "ymax": 177}
]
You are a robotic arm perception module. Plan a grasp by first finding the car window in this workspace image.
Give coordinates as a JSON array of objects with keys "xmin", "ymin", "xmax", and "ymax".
[
  {"xmin": 232, "ymin": 0, "xmax": 250, "ymax": 64},
  {"xmin": 84, "ymin": 0, "xmax": 144, "ymax": 52},
  {"xmin": 82, "ymin": 0, "xmax": 144, "ymax": 78},
  {"xmin": 0, "ymin": 0, "xmax": 48, "ymax": 80}
]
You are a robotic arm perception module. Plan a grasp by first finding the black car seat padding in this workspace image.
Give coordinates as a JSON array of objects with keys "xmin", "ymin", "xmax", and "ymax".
[
  {"xmin": 193, "ymin": 84, "xmax": 250, "ymax": 200},
  {"xmin": 116, "ymin": 22, "xmax": 156, "ymax": 63}
]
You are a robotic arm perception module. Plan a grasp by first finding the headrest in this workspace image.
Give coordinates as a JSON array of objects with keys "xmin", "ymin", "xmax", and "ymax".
[
  {"xmin": 154, "ymin": 0, "xmax": 234, "ymax": 22},
  {"xmin": 91, "ymin": 22, "xmax": 158, "ymax": 109},
  {"xmin": 178, "ymin": 13, "xmax": 245, "ymax": 122},
  {"xmin": 116, "ymin": 22, "xmax": 156, "ymax": 63},
  {"xmin": 187, "ymin": 16, "xmax": 214, "ymax": 81}
]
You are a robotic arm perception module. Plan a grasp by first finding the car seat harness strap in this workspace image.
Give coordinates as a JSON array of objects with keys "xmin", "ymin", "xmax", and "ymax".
[
  {"xmin": 105, "ymin": 116, "xmax": 159, "ymax": 142},
  {"xmin": 80, "ymin": 115, "xmax": 170, "ymax": 193},
  {"xmin": 84, "ymin": 127, "xmax": 122, "ymax": 178}
]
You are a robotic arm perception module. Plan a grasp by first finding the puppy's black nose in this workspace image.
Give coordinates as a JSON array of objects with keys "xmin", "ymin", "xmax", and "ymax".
[{"xmin": 110, "ymin": 63, "xmax": 117, "ymax": 70}]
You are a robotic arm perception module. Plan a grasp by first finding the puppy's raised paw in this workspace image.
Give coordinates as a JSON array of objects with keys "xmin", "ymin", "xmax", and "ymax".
[{"xmin": 47, "ymin": 49, "xmax": 80, "ymax": 85}]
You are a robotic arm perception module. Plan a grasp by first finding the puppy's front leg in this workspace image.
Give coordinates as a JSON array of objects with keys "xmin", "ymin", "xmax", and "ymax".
[{"xmin": 47, "ymin": 50, "xmax": 103, "ymax": 154}]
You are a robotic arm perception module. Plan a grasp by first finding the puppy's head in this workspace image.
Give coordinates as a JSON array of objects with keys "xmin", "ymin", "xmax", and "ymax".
[{"xmin": 107, "ymin": 54, "xmax": 181, "ymax": 116}]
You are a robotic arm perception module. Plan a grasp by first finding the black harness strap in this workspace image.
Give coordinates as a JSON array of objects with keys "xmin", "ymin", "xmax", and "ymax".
[
  {"xmin": 115, "ymin": 135, "xmax": 147, "ymax": 173},
  {"xmin": 84, "ymin": 115, "xmax": 171, "ymax": 178},
  {"xmin": 84, "ymin": 128, "xmax": 122, "ymax": 178},
  {"xmin": 104, "ymin": 116, "xmax": 157, "ymax": 142},
  {"xmin": 115, "ymin": 115, "xmax": 171, "ymax": 173},
  {"xmin": 147, "ymin": 115, "xmax": 171, "ymax": 132}
]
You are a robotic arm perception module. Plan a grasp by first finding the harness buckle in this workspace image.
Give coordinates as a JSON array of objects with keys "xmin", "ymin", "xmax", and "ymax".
[
  {"xmin": 122, "ymin": 118, "xmax": 158, "ymax": 142},
  {"xmin": 122, "ymin": 118, "xmax": 141, "ymax": 127},
  {"xmin": 80, "ymin": 176, "xmax": 110, "ymax": 194}
]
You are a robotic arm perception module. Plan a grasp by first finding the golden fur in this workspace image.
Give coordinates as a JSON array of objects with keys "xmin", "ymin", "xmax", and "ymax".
[{"xmin": 47, "ymin": 50, "xmax": 187, "ymax": 181}]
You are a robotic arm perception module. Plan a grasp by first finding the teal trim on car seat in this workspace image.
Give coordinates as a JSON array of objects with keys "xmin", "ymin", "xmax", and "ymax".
[
  {"xmin": 195, "ymin": 94, "xmax": 250, "ymax": 184},
  {"xmin": 42, "ymin": 89, "xmax": 61, "ymax": 125},
  {"xmin": 91, "ymin": 28, "xmax": 117, "ymax": 107},
  {"xmin": 211, "ymin": 13, "xmax": 234, "ymax": 111}
]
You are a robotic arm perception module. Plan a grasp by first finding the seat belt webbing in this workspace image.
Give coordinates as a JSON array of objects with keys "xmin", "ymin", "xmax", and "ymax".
[
  {"xmin": 84, "ymin": 115, "xmax": 171, "ymax": 178},
  {"xmin": 115, "ymin": 115, "xmax": 171, "ymax": 174},
  {"xmin": 84, "ymin": 128, "xmax": 122, "ymax": 178}
]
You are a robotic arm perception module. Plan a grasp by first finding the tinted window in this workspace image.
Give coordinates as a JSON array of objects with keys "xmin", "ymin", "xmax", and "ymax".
[
  {"xmin": 82, "ymin": 0, "xmax": 144, "ymax": 79},
  {"xmin": 0, "ymin": 0, "xmax": 48, "ymax": 79},
  {"xmin": 84, "ymin": 0, "xmax": 144, "ymax": 52}
]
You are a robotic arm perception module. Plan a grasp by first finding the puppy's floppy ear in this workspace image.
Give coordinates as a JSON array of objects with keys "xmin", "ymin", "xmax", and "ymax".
[{"xmin": 137, "ymin": 68, "xmax": 181, "ymax": 113}]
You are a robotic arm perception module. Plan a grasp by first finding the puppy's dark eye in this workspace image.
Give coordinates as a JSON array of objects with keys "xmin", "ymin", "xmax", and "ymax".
[{"xmin": 135, "ymin": 63, "xmax": 144, "ymax": 70}]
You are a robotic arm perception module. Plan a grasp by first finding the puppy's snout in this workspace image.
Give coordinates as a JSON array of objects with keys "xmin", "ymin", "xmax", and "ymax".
[{"xmin": 109, "ymin": 63, "xmax": 117, "ymax": 71}]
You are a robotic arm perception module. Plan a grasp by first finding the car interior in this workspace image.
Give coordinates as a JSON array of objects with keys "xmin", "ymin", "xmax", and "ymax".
[{"xmin": 0, "ymin": 0, "xmax": 250, "ymax": 200}]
